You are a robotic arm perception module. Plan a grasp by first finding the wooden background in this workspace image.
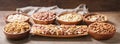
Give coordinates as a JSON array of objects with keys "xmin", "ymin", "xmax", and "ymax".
[{"xmin": 0, "ymin": 0, "xmax": 120, "ymax": 11}]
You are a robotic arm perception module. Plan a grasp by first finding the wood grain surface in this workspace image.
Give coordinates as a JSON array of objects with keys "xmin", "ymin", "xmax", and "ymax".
[{"xmin": 0, "ymin": 11, "xmax": 120, "ymax": 44}]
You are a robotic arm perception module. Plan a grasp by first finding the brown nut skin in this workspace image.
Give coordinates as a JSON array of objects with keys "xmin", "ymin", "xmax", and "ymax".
[
  {"xmin": 83, "ymin": 13, "xmax": 108, "ymax": 25},
  {"xmin": 32, "ymin": 18, "xmax": 55, "ymax": 25},
  {"xmin": 88, "ymin": 22, "xmax": 116, "ymax": 40},
  {"xmin": 32, "ymin": 12, "xmax": 56, "ymax": 24},
  {"xmin": 56, "ymin": 12, "xmax": 82, "ymax": 25}
]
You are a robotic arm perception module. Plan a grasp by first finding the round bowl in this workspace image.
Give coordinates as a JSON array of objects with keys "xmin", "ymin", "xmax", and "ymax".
[
  {"xmin": 56, "ymin": 12, "xmax": 82, "ymax": 25},
  {"xmin": 5, "ymin": 13, "xmax": 30, "ymax": 23},
  {"xmin": 3, "ymin": 22, "xmax": 30, "ymax": 40},
  {"xmin": 83, "ymin": 13, "xmax": 108, "ymax": 25}
]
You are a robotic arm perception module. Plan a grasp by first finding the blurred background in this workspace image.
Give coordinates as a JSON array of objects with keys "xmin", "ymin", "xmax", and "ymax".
[{"xmin": 0, "ymin": 0, "xmax": 120, "ymax": 11}]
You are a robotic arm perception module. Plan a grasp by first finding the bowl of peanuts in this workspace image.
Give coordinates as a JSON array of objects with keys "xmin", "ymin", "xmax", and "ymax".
[
  {"xmin": 5, "ymin": 13, "xmax": 30, "ymax": 23},
  {"xmin": 83, "ymin": 13, "xmax": 108, "ymax": 25},
  {"xmin": 31, "ymin": 11, "xmax": 56, "ymax": 24},
  {"xmin": 56, "ymin": 12, "xmax": 82, "ymax": 25},
  {"xmin": 3, "ymin": 22, "xmax": 30, "ymax": 40},
  {"xmin": 88, "ymin": 22, "xmax": 116, "ymax": 40}
]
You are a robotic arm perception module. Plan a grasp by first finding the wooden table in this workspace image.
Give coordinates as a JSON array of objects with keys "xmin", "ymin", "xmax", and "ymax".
[{"xmin": 0, "ymin": 11, "xmax": 120, "ymax": 44}]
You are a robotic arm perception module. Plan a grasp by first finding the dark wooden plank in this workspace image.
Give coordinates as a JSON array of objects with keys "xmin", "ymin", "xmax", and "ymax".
[{"xmin": 0, "ymin": 0, "xmax": 119, "ymax": 11}]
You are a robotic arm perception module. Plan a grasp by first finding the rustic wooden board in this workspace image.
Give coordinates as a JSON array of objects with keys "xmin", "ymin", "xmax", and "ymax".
[{"xmin": 0, "ymin": 11, "xmax": 120, "ymax": 44}]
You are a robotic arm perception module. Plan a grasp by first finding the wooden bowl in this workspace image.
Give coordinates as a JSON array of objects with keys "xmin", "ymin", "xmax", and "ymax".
[
  {"xmin": 3, "ymin": 22, "xmax": 31, "ymax": 40},
  {"xmin": 88, "ymin": 22, "xmax": 116, "ymax": 40},
  {"xmin": 56, "ymin": 12, "xmax": 82, "ymax": 25},
  {"xmin": 31, "ymin": 12, "xmax": 56, "ymax": 25},
  {"xmin": 5, "ymin": 13, "xmax": 30, "ymax": 23},
  {"xmin": 3, "ymin": 29, "xmax": 30, "ymax": 40},
  {"xmin": 83, "ymin": 13, "xmax": 108, "ymax": 25},
  {"xmin": 32, "ymin": 33, "xmax": 88, "ymax": 38}
]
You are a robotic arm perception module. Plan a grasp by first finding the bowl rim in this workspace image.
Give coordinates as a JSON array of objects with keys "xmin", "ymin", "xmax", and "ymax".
[
  {"xmin": 88, "ymin": 22, "xmax": 116, "ymax": 35},
  {"xmin": 31, "ymin": 12, "xmax": 56, "ymax": 22},
  {"xmin": 33, "ymin": 33, "xmax": 88, "ymax": 37},
  {"xmin": 5, "ymin": 13, "xmax": 30, "ymax": 23},
  {"xmin": 83, "ymin": 13, "xmax": 108, "ymax": 22},
  {"xmin": 56, "ymin": 12, "xmax": 83, "ymax": 22}
]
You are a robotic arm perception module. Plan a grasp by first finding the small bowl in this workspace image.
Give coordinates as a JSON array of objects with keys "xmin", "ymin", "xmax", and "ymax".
[
  {"xmin": 88, "ymin": 22, "xmax": 116, "ymax": 40},
  {"xmin": 3, "ymin": 22, "xmax": 30, "ymax": 40},
  {"xmin": 56, "ymin": 12, "xmax": 82, "ymax": 25},
  {"xmin": 88, "ymin": 30, "xmax": 115, "ymax": 40},
  {"xmin": 31, "ymin": 12, "xmax": 56, "ymax": 24},
  {"xmin": 5, "ymin": 13, "xmax": 30, "ymax": 23},
  {"xmin": 83, "ymin": 13, "xmax": 108, "ymax": 25},
  {"xmin": 3, "ymin": 29, "xmax": 30, "ymax": 40}
]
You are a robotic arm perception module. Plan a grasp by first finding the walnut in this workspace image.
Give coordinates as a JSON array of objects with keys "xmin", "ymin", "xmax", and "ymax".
[{"xmin": 4, "ymin": 22, "xmax": 30, "ymax": 34}]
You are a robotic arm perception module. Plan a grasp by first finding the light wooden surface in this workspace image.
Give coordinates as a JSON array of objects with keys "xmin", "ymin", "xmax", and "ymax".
[{"xmin": 0, "ymin": 11, "xmax": 120, "ymax": 44}]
